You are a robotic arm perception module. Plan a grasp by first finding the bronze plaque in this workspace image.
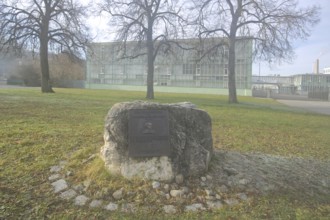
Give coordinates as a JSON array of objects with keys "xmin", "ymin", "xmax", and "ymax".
[{"xmin": 128, "ymin": 109, "xmax": 170, "ymax": 157}]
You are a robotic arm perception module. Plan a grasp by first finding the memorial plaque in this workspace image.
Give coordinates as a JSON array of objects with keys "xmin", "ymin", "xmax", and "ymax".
[{"xmin": 128, "ymin": 109, "xmax": 170, "ymax": 157}]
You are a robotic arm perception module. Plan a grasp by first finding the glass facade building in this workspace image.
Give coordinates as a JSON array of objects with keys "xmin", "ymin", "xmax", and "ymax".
[{"xmin": 86, "ymin": 38, "xmax": 253, "ymax": 95}]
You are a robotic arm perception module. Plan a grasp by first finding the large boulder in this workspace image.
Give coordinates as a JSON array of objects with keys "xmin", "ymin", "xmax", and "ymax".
[{"xmin": 100, "ymin": 101, "xmax": 213, "ymax": 182}]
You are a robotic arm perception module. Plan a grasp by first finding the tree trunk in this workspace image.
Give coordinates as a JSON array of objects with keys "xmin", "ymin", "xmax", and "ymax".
[
  {"xmin": 40, "ymin": 39, "xmax": 53, "ymax": 93},
  {"xmin": 226, "ymin": 2, "xmax": 243, "ymax": 104},
  {"xmin": 146, "ymin": 22, "xmax": 154, "ymax": 99},
  {"xmin": 40, "ymin": 6, "xmax": 53, "ymax": 93},
  {"xmin": 228, "ymin": 37, "xmax": 238, "ymax": 103}
]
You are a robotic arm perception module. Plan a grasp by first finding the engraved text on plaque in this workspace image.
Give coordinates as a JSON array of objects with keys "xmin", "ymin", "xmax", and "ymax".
[{"xmin": 128, "ymin": 109, "xmax": 170, "ymax": 157}]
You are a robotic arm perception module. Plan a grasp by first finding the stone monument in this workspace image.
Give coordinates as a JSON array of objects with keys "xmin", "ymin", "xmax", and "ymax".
[{"xmin": 100, "ymin": 101, "xmax": 213, "ymax": 182}]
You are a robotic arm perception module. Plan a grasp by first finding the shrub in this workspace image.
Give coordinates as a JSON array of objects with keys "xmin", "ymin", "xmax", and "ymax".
[{"xmin": 12, "ymin": 63, "xmax": 41, "ymax": 87}]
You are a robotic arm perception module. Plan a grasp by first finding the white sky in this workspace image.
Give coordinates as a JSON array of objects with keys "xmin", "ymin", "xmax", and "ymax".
[{"xmin": 82, "ymin": 0, "xmax": 330, "ymax": 76}]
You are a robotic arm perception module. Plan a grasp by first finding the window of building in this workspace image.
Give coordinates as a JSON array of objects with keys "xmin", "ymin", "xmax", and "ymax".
[
  {"xmin": 224, "ymin": 64, "xmax": 228, "ymax": 75},
  {"xmin": 183, "ymin": 64, "xmax": 196, "ymax": 75},
  {"xmin": 136, "ymin": 74, "xmax": 144, "ymax": 79},
  {"xmin": 100, "ymin": 66, "xmax": 105, "ymax": 75},
  {"xmin": 223, "ymin": 46, "xmax": 229, "ymax": 59},
  {"xmin": 196, "ymin": 64, "xmax": 201, "ymax": 75},
  {"xmin": 101, "ymin": 46, "xmax": 105, "ymax": 59}
]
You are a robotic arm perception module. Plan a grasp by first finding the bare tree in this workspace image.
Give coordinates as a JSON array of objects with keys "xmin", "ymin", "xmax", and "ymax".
[
  {"xmin": 0, "ymin": 0, "xmax": 91, "ymax": 92},
  {"xmin": 99, "ymin": 0, "xmax": 187, "ymax": 99},
  {"xmin": 194, "ymin": 0, "xmax": 320, "ymax": 103}
]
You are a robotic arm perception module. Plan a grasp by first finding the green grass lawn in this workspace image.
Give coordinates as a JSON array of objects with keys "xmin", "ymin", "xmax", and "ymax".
[{"xmin": 0, "ymin": 87, "xmax": 329, "ymax": 219}]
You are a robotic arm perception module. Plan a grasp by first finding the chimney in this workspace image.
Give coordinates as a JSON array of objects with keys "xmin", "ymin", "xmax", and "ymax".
[{"xmin": 314, "ymin": 59, "xmax": 319, "ymax": 74}]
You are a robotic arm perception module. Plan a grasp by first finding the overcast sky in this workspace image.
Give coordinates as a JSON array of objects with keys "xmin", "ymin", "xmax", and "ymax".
[{"xmin": 255, "ymin": 0, "xmax": 330, "ymax": 76}]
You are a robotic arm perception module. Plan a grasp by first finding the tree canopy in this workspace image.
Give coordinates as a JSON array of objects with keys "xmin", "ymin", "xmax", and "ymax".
[
  {"xmin": 99, "ymin": 0, "xmax": 187, "ymax": 99},
  {"xmin": 0, "ymin": 0, "xmax": 91, "ymax": 92},
  {"xmin": 194, "ymin": 0, "xmax": 320, "ymax": 103}
]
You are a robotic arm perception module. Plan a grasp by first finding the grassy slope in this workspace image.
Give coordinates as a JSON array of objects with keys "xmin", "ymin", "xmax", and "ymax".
[{"xmin": 0, "ymin": 88, "xmax": 329, "ymax": 219}]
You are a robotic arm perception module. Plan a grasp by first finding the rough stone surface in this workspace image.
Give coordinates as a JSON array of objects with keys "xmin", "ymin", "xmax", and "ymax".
[
  {"xmin": 73, "ymin": 184, "xmax": 84, "ymax": 193},
  {"xmin": 163, "ymin": 205, "xmax": 177, "ymax": 214},
  {"xmin": 50, "ymin": 165, "xmax": 62, "ymax": 173},
  {"xmin": 74, "ymin": 195, "xmax": 89, "ymax": 206},
  {"xmin": 66, "ymin": 171, "xmax": 73, "ymax": 177},
  {"xmin": 89, "ymin": 200, "xmax": 103, "ymax": 208},
  {"xmin": 163, "ymin": 184, "xmax": 170, "ymax": 193},
  {"xmin": 206, "ymin": 175, "xmax": 213, "ymax": 181},
  {"xmin": 48, "ymin": 174, "xmax": 60, "ymax": 181},
  {"xmin": 100, "ymin": 101, "xmax": 213, "ymax": 181},
  {"xmin": 112, "ymin": 188, "xmax": 124, "ymax": 200},
  {"xmin": 121, "ymin": 156, "xmax": 174, "ymax": 181},
  {"xmin": 175, "ymin": 174, "xmax": 184, "ymax": 184},
  {"xmin": 152, "ymin": 181, "xmax": 161, "ymax": 189},
  {"xmin": 185, "ymin": 203, "xmax": 205, "ymax": 212},
  {"xmin": 237, "ymin": 193, "xmax": 248, "ymax": 201},
  {"xmin": 83, "ymin": 179, "xmax": 92, "ymax": 190},
  {"xmin": 224, "ymin": 198, "xmax": 239, "ymax": 206},
  {"xmin": 170, "ymin": 189, "xmax": 185, "ymax": 198},
  {"xmin": 206, "ymin": 201, "xmax": 223, "ymax": 209},
  {"xmin": 181, "ymin": 186, "xmax": 189, "ymax": 194},
  {"xmin": 51, "ymin": 179, "xmax": 68, "ymax": 193},
  {"xmin": 104, "ymin": 202, "xmax": 118, "ymax": 211},
  {"xmin": 59, "ymin": 189, "xmax": 77, "ymax": 200},
  {"xmin": 205, "ymin": 189, "xmax": 215, "ymax": 196},
  {"xmin": 216, "ymin": 185, "xmax": 229, "ymax": 193},
  {"xmin": 121, "ymin": 203, "xmax": 136, "ymax": 213}
]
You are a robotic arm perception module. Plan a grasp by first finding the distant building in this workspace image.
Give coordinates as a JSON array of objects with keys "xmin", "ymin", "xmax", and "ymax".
[
  {"xmin": 252, "ymin": 73, "xmax": 330, "ymax": 99},
  {"xmin": 252, "ymin": 75, "xmax": 296, "ymax": 94},
  {"xmin": 293, "ymin": 74, "xmax": 330, "ymax": 92},
  {"xmin": 252, "ymin": 75, "xmax": 293, "ymax": 85},
  {"xmin": 324, "ymin": 67, "xmax": 330, "ymax": 74},
  {"xmin": 86, "ymin": 38, "xmax": 253, "ymax": 96},
  {"xmin": 253, "ymin": 74, "xmax": 330, "ymax": 88}
]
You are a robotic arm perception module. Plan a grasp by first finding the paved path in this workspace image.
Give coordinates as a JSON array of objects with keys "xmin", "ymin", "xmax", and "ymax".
[
  {"xmin": 277, "ymin": 100, "xmax": 330, "ymax": 116},
  {"xmin": 0, "ymin": 84, "xmax": 25, "ymax": 89}
]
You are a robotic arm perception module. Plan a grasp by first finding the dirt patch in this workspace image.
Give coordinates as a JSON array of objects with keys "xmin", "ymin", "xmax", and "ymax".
[
  {"xmin": 208, "ymin": 150, "xmax": 330, "ymax": 202},
  {"xmin": 277, "ymin": 99, "xmax": 330, "ymax": 115}
]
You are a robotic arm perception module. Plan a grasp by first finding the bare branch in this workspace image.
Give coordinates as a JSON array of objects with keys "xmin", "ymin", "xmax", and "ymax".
[
  {"xmin": 191, "ymin": 0, "xmax": 320, "ymax": 103},
  {"xmin": 0, "ymin": 0, "xmax": 92, "ymax": 92},
  {"xmin": 99, "ymin": 0, "xmax": 189, "ymax": 99}
]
